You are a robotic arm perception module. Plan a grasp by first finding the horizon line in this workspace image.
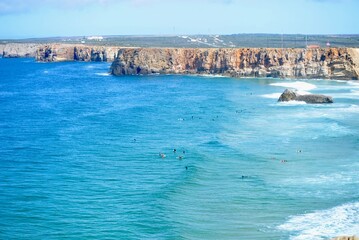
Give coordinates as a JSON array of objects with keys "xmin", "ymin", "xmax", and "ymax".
[{"xmin": 2, "ymin": 33, "xmax": 359, "ymax": 41}]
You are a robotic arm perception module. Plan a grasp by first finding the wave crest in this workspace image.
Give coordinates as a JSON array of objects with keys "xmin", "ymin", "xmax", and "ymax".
[{"xmin": 278, "ymin": 202, "xmax": 359, "ymax": 240}]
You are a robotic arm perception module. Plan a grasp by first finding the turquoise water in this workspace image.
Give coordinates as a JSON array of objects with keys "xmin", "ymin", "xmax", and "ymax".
[{"xmin": 0, "ymin": 58, "xmax": 358, "ymax": 240}]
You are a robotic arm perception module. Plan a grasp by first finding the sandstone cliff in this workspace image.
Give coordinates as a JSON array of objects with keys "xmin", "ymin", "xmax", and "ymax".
[
  {"xmin": 36, "ymin": 44, "xmax": 119, "ymax": 62},
  {"xmin": 1, "ymin": 43, "xmax": 42, "ymax": 58},
  {"xmin": 111, "ymin": 48, "xmax": 359, "ymax": 80},
  {"xmin": 332, "ymin": 236, "xmax": 359, "ymax": 240},
  {"xmin": 3, "ymin": 43, "xmax": 359, "ymax": 80}
]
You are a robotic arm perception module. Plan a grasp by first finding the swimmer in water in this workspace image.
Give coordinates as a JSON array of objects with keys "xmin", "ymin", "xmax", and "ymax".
[
  {"xmin": 178, "ymin": 156, "xmax": 183, "ymax": 160},
  {"xmin": 159, "ymin": 153, "xmax": 166, "ymax": 158},
  {"xmin": 173, "ymin": 149, "xmax": 176, "ymax": 153}
]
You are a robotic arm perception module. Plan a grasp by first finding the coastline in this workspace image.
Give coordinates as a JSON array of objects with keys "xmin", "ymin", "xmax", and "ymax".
[
  {"xmin": 1, "ymin": 47, "xmax": 359, "ymax": 240},
  {"xmin": 1, "ymin": 43, "xmax": 359, "ymax": 80}
]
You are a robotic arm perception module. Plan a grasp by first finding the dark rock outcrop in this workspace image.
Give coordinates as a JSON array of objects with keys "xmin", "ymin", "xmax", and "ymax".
[
  {"xmin": 296, "ymin": 94, "xmax": 334, "ymax": 104},
  {"xmin": 278, "ymin": 89, "xmax": 298, "ymax": 102},
  {"xmin": 278, "ymin": 89, "xmax": 333, "ymax": 104},
  {"xmin": 111, "ymin": 47, "xmax": 359, "ymax": 80}
]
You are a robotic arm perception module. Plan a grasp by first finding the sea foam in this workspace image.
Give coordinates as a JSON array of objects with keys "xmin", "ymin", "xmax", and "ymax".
[
  {"xmin": 271, "ymin": 81, "xmax": 317, "ymax": 91},
  {"xmin": 278, "ymin": 202, "xmax": 359, "ymax": 240},
  {"xmin": 277, "ymin": 101, "xmax": 307, "ymax": 106},
  {"xmin": 260, "ymin": 93, "xmax": 282, "ymax": 99},
  {"xmin": 95, "ymin": 72, "xmax": 111, "ymax": 76}
]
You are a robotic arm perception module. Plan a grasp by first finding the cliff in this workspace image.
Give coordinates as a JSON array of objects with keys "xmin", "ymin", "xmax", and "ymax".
[
  {"xmin": 35, "ymin": 44, "xmax": 119, "ymax": 62},
  {"xmin": 3, "ymin": 43, "xmax": 359, "ymax": 80},
  {"xmin": 111, "ymin": 47, "xmax": 359, "ymax": 80},
  {"xmin": 1, "ymin": 43, "xmax": 119, "ymax": 62},
  {"xmin": 332, "ymin": 236, "xmax": 359, "ymax": 240},
  {"xmin": 1, "ymin": 43, "xmax": 42, "ymax": 58}
]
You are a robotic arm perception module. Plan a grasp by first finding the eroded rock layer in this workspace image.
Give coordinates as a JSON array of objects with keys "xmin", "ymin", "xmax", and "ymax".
[
  {"xmin": 332, "ymin": 236, "xmax": 359, "ymax": 240},
  {"xmin": 111, "ymin": 48, "xmax": 359, "ymax": 80},
  {"xmin": 35, "ymin": 44, "xmax": 119, "ymax": 62},
  {"xmin": 1, "ymin": 43, "xmax": 42, "ymax": 58}
]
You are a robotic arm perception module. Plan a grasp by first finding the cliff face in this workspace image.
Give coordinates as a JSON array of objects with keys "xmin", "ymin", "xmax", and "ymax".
[
  {"xmin": 1, "ymin": 43, "xmax": 42, "ymax": 58},
  {"xmin": 35, "ymin": 44, "xmax": 119, "ymax": 62},
  {"xmin": 111, "ymin": 48, "xmax": 359, "ymax": 80},
  {"xmin": 3, "ymin": 43, "xmax": 359, "ymax": 80},
  {"xmin": 332, "ymin": 236, "xmax": 359, "ymax": 240}
]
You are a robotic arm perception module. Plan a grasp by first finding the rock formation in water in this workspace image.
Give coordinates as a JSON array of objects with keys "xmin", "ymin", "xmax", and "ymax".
[
  {"xmin": 35, "ymin": 44, "xmax": 118, "ymax": 62},
  {"xmin": 278, "ymin": 89, "xmax": 333, "ymax": 104},
  {"xmin": 111, "ymin": 48, "xmax": 359, "ymax": 80}
]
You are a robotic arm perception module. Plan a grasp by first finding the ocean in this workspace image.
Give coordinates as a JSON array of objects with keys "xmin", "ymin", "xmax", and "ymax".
[{"xmin": 0, "ymin": 58, "xmax": 358, "ymax": 239}]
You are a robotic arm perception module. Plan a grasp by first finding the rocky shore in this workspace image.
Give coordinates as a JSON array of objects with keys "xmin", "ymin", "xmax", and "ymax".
[{"xmin": 111, "ymin": 47, "xmax": 359, "ymax": 80}]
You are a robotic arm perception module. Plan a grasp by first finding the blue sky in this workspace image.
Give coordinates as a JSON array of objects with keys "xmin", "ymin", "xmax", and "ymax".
[{"xmin": 0, "ymin": 0, "xmax": 358, "ymax": 39}]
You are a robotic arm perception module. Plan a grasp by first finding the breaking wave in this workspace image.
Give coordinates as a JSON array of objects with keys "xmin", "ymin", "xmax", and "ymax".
[
  {"xmin": 270, "ymin": 81, "xmax": 317, "ymax": 91},
  {"xmin": 277, "ymin": 202, "xmax": 359, "ymax": 240}
]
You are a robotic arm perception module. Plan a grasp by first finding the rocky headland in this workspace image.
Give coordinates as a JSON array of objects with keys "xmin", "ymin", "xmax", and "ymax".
[
  {"xmin": 2, "ymin": 43, "xmax": 359, "ymax": 80},
  {"xmin": 35, "ymin": 44, "xmax": 119, "ymax": 62},
  {"xmin": 111, "ymin": 47, "xmax": 359, "ymax": 80},
  {"xmin": 1, "ymin": 43, "xmax": 119, "ymax": 62},
  {"xmin": 0, "ymin": 43, "xmax": 42, "ymax": 58}
]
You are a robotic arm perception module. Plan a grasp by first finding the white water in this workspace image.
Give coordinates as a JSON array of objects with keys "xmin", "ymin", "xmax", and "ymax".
[
  {"xmin": 270, "ymin": 81, "xmax": 317, "ymax": 91},
  {"xmin": 278, "ymin": 202, "xmax": 359, "ymax": 240}
]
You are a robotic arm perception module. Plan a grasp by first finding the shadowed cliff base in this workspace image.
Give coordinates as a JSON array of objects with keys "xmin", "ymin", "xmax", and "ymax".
[{"xmin": 111, "ymin": 47, "xmax": 359, "ymax": 80}]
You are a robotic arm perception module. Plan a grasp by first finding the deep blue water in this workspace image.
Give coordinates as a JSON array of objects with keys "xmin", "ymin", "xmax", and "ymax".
[{"xmin": 0, "ymin": 58, "xmax": 358, "ymax": 240}]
